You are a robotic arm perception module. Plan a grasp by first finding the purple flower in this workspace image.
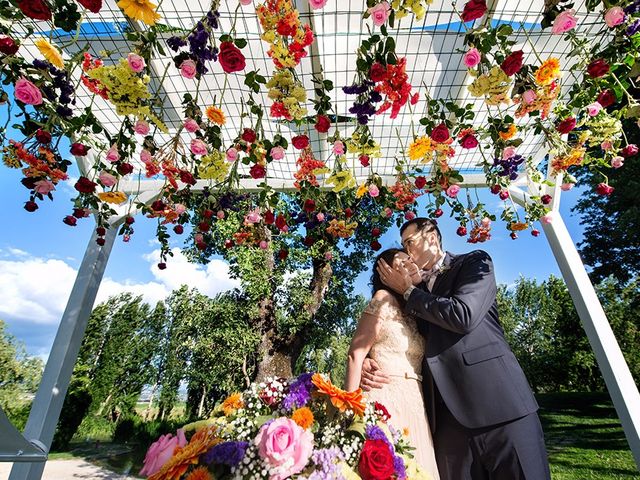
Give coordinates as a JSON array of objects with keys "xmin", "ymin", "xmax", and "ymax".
[
  {"xmin": 309, "ymin": 447, "xmax": 346, "ymax": 480},
  {"xmin": 394, "ymin": 455, "xmax": 407, "ymax": 480},
  {"xmin": 365, "ymin": 424, "xmax": 388, "ymax": 442},
  {"xmin": 493, "ymin": 154, "xmax": 524, "ymax": 180},
  {"xmin": 206, "ymin": 10, "xmax": 220, "ymax": 28},
  {"xmin": 624, "ymin": 0, "xmax": 640, "ymax": 14},
  {"xmin": 627, "ymin": 19, "xmax": 640, "ymax": 35},
  {"xmin": 167, "ymin": 36, "xmax": 187, "ymax": 51},
  {"xmin": 282, "ymin": 373, "xmax": 313, "ymax": 411},
  {"xmin": 201, "ymin": 441, "xmax": 248, "ymax": 466}
]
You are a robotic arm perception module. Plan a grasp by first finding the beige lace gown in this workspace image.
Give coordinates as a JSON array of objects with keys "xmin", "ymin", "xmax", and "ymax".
[{"xmin": 362, "ymin": 299, "xmax": 440, "ymax": 480}]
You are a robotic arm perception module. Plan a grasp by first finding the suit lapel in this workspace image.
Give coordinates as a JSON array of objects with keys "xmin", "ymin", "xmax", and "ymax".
[{"xmin": 430, "ymin": 251, "xmax": 456, "ymax": 294}]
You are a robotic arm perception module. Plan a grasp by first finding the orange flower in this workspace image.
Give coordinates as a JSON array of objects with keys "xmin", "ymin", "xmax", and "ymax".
[
  {"xmin": 185, "ymin": 466, "xmax": 213, "ymax": 480},
  {"xmin": 535, "ymin": 58, "xmax": 561, "ymax": 86},
  {"xmin": 509, "ymin": 222, "xmax": 529, "ymax": 231},
  {"xmin": 498, "ymin": 124, "xmax": 517, "ymax": 140},
  {"xmin": 292, "ymin": 407, "xmax": 314, "ymax": 429},
  {"xmin": 206, "ymin": 106, "xmax": 225, "ymax": 125},
  {"xmin": 311, "ymin": 373, "xmax": 366, "ymax": 416},
  {"xmin": 149, "ymin": 427, "xmax": 219, "ymax": 480},
  {"xmin": 222, "ymin": 393, "xmax": 244, "ymax": 416}
]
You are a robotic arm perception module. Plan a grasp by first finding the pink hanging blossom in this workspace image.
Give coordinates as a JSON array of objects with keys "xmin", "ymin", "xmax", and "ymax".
[
  {"xmin": 552, "ymin": 9, "xmax": 577, "ymax": 34},
  {"xmin": 127, "ymin": 53, "xmax": 145, "ymax": 72},
  {"xmin": 190, "ymin": 139, "xmax": 208, "ymax": 156},
  {"xmin": 368, "ymin": 2, "xmax": 390, "ymax": 26}
]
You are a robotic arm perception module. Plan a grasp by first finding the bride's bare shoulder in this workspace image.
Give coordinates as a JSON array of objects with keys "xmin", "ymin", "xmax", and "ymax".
[{"xmin": 370, "ymin": 289, "xmax": 402, "ymax": 308}]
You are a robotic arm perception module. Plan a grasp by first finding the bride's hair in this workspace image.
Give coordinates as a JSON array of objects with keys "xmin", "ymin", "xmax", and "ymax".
[{"xmin": 370, "ymin": 248, "xmax": 404, "ymax": 302}]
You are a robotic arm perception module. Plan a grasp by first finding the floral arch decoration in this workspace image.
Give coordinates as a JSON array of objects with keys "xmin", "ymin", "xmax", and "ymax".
[{"xmin": 1, "ymin": 0, "xmax": 638, "ymax": 268}]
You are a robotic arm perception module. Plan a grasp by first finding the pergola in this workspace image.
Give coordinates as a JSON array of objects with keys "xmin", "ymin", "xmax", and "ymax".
[{"xmin": 2, "ymin": 0, "xmax": 640, "ymax": 478}]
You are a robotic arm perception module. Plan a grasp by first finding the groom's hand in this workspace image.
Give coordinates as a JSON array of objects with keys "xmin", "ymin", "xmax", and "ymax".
[
  {"xmin": 360, "ymin": 358, "xmax": 390, "ymax": 391},
  {"xmin": 377, "ymin": 259, "xmax": 412, "ymax": 294}
]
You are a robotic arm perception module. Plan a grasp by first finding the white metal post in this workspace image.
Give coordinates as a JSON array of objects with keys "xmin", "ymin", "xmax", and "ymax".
[
  {"xmin": 8, "ymin": 223, "xmax": 119, "ymax": 480},
  {"xmin": 509, "ymin": 185, "xmax": 640, "ymax": 470}
]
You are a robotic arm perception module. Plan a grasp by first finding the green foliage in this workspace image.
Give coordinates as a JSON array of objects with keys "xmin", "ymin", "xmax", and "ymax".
[{"xmin": 52, "ymin": 366, "xmax": 93, "ymax": 451}]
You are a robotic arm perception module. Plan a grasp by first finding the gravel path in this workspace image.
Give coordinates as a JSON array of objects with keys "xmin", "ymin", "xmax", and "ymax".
[{"xmin": 0, "ymin": 459, "xmax": 134, "ymax": 480}]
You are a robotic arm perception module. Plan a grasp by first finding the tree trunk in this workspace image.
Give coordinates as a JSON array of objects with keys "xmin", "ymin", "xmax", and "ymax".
[
  {"xmin": 145, "ymin": 382, "xmax": 158, "ymax": 421},
  {"xmin": 197, "ymin": 385, "xmax": 207, "ymax": 418}
]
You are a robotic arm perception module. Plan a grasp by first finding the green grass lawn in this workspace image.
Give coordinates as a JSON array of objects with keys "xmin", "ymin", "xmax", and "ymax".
[{"xmin": 538, "ymin": 392, "xmax": 639, "ymax": 479}]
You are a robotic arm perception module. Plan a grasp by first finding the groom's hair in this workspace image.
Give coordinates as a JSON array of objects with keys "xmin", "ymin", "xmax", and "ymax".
[{"xmin": 400, "ymin": 217, "xmax": 442, "ymax": 248}]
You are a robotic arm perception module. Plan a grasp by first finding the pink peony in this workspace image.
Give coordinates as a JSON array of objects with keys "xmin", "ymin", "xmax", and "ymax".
[
  {"xmin": 140, "ymin": 149, "xmax": 153, "ymax": 163},
  {"xmin": 134, "ymin": 120, "xmax": 150, "ymax": 135},
  {"xmin": 446, "ymin": 184, "xmax": 461, "ymax": 198},
  {"xmin": 552, "ymin": 9, "xmax": 577, "ymax": 34},
  {"xmin": 309, "ymin": 0, "xmax": 328, "ymax": 9},
  {"xmin": 368, "ymin": 185, "xmax": 380, "ymax": 197},
  {"xmin": 255, "ymin": 418, "xmax": 314, "ymax": 480},
  {"xmin": 14, "ymin": 77, "xmax": 43, "ymax": 105},
  {"xmin": 34, "ymin": 179, "xmax": 55, "ymax": 195},
  {"xmin": 106, "ymin": 147, "xmax": 120, "ymax": 163},
  {"xmin": 463, "ymin": 48, "xmax": 481, "ymax": 68},
  {"xmin": 180, "ymin": 59, "xmax": 197, "ymax": 79},
  {"xmin": 368, "ymin": 2, "xmax": 390, "ymax": 26},
  {"xmin": 270, "ymin": 146, "xmax": 285, "ymax": 160},
  {"xmin": 127, "ymin": 53, "xmax": 145, "ymax": 72},
  {"xmin": 333, "ymin": 141, "xmax": 345, "ymax": 155},
  {"xmin": 226, "ymin": 147, "xmax": 238, "ymax": 162},
  {"xmin": 99, "ymin": 171, "xmax": 117, "ymax": 187},
  {"xmin": 604, "ymin": 6, "xmax": 625, "ymax": 28},
  {"xmin": 184, "ymin": 118, "xmax": 199, "ymax": 132},
  {"xmin": 611, "ymin": 156, "xmax": 624, "ymax": 168},
  {"xmin": 587, "ymin": 101, "xmax": 602, "ymax": 116},
  {"xmin": 190, "ymin": 139, "xmax": 208, "ymax": 156},
  {"xmin": 139, "ymin": 429, "xmax": 186, "ymax": 477},
  {"xmin": 522, "ymin": 89, "xmax": 537, "ymax": 104}
]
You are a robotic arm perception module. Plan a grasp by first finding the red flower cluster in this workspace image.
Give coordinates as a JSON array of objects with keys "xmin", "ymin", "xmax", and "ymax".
[
  {"xmin": 81, "ymin": 53, "xmax": 108, "ymax": 99},
  {"xmin": 6, "ymin": 140, "xmax": 69, "ymax": 189},
  {"xmin": 389, "ymin": 178, "xmax": 420, "ymax": 210},
  {"xmin": 374, "ymin": 57, "xmax": 418, "ymax": 119},
  {"xmin": 294, "ymin": 151, "xmax": 326, "ymax": 189},
  {"xmin": 17, "ymin": 0, "xmax": 51, "ymax": 21}
]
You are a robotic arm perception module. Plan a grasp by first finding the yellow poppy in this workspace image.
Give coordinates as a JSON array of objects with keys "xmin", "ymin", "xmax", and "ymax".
[
  {"xmin": 97, "ymin": 191, "xmax": 128, "ymax": 205},
  {"xmin": 407, "ymin": 136, "xmax": 432, "ymax": 161}
]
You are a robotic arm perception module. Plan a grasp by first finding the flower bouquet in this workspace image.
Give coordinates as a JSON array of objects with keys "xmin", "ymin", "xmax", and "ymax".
[{"xmin": 140, "ymin": 373, "xmax": 432, "ymax": 480}]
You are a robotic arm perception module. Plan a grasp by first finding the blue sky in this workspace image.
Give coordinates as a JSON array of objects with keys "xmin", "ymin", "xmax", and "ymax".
[{"xmin": 0, "ymin": 140, "xmax": 589, "ymax": 360}]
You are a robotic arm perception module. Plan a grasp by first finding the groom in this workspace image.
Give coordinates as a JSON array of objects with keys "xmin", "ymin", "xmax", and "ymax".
[{"xmin": 367, "ymin": 217, "xmax": 551, "ymax": 480}]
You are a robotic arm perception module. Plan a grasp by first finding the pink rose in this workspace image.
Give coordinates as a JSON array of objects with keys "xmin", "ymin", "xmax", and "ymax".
[
  {"xmin": 309, "ymin": 0, "xmax": 328, "ymax": 9},
  {"xmin": 368, "ymin": 185, "xmax": 380, "ymax": 197},
  {"xmin": 34, "ymin": 179, "xmax": 55, "ymax": 195},
  {"xmin": 217, "ymin": 210, "xmax": 225, "ymax": 219},
  {"xmin": 446, "ymin": 184, "xmax": 461, "ymax": 198},
  {"xmin": 368, "ymin": 2, "xmax": 390, "ymax": 26},
  {"xmin": 333, "ymin": 141, "xmax": 345, "ymax": 155},
  {"xmin": 184, "ymin": 118, "xmax": 199, "ymax": 132},
  {"xmin": 245, "ymin": 209, "xmax": 261, "ymax": 224},
  {"xmin": 384, "ymin": 207, "xmax": 393, "ymax": 218},
  {"xmin": 481, "ymin": 217, "xmax": 491, "ymax": 228},
  {"xmin": 255, "ymin": 418, "xmax": 313, "ymax": 480},
  {"xmin": 134, "ymin": 120, "xmax": 150, "ymax": 135},
  {"xmin": 463, "ymin": 48, "xmax": 481, "ymax": 68},
  {"xmin": 239, "ymin": 0, "xmax": 252, "ymax": 5},
  {"xmin": 140, "ymin": 149, "xmax": 152, "ymax": 163},
  {"xmin": 503, "ymin": 146, "xmax": 516, "ymax": 159},
  {"xmin": 587, "ymin": 101, "xmax": 602, "ymax": 116},
  {"xmin": 605, "ymin": 7, "xmax": 625, "ymax": 28},
  {"xmin": 270, "ymin": 146, "xmax": 285, "ymax": 160},
  {"xmin": 106, "ymin": 147, "xmax": 120, "ymax": 163},
  {"xmin": 540, "ymin": 213, "xmax": 554, "ymax": 224},
  {"xmin": 611, "ymin": 156, "xmax": 624, "ymax": 168},
  {"xmin": 522, "ymin": 89, "xmax": 537, "ymax": 104},
  {"xmin": 316, "ymin": 212, "xmax": 325, "ymax": 222},
  {"xmin": 259, "ymin": 240, "xmax": 269, "ymax": 249},
  {"xmin": 561, "ymin": 182, "xmax": 574, "ymax": 191},
  {"xmin": 226, "ymin": 147, "xmax": 238, "ymax": 162},
  {"xmin": 175, "ymin": 203, "xmax": 187, "ymax": 215},
  {"xmin": 180, "ymin": 59, "xmax": 197, "ymax": 79},
  {"xmin": 127, "ymin": 53, "xmax": 145, "ymax": 72},
  {"xmin": 405, "ymin": 211, "xmax": 416, "ymax": 220},
  {"xmin": 552, "ymin": 9, "xmax": 577, "ymax": 34},
  {"xmin": 190, "ymin": 139, "xmax": 208, "ymax": 156},
  {"xmin": 15, "ymin": 77, "xmax": 43, "ymax": 105},
  {"xmin": 99, "ymin": 171, "xmax": 117, "ymax": 187},
  {"xmin": 139, "ymin": 429, "xmax": 186, "ymax": 477}
]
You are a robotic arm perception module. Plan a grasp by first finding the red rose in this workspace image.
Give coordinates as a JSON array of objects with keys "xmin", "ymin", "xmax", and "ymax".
[
  {"xmin": 24, "ymin": 201, "xmax": 38, "ymax": 212},
  {"xmin": 275, "ymin": 213, "xmax": 287, "ymax": 230},
  {"xmin": 70, "ymin": 143, "xmax": 90, "ymax": 156},
  {"xmin": 370, "ymin": 63, "xmax": 387, "ymax": 82},
  {"xmin": 315, "ymin": 115, "xmax": 331, "ymax": 133},
  {"xmin": 500, "ymin": 50, "xmax": 524, "ymax": 76},
  {"xmin": 179, "ymin": 170, "xmax": 196, "ymax": 185},
  {"xmin": 76, "ymin": 0, "xmax": 102, "ymax": 13},
  {"xmin": 218, "ymin": 41, "xmax": 246, "ymax": 73},
  {"xmin": 587, "ymin": 59, "xmax": 609, "ymax": 78},
  {"xmin": 461, "ymin": 0, "xmax": 487, "ymax": 22},
  {"xmin": 74, "ymin": 176, "xmax": 97, "ymax": 194},
  {"xmin": 63, "ymin": 215, "xmax": 77, "ymax": 226},
  {"xmin": 264, "ymin": 210, "xmax": 275, "ymax": 224},
  {"xmin": 414, "ymin": 176, "xmax": 427, "ymax": 189},
  {"xmin": 459, "ymin": 134, "xmax": 479, "ymax": 149},
  {"xmin": 359, "ymin": 154, "xmax": 370, "ymax": 167},
  {"xmin": 595, "ymin": 182, "xmax": 614, "ymax": 196},
  {"xmin": 249, "ymin": 163, "xmax": 266, "ymax": 179},
  {"xmin": 621, "ymin": 144, "xmax": 638, "ymax": 157},
  {"xmin": 0, "ymin": 35, "xmax": 19, "ymax": 56},
  {"xmin": 358, "ymin": 439, "xmax": 395, "ymax": 480},
  {"xmin": 597, "ymin": 90, "xmax": 616, "ymax": 108},
  {"xmin": 278, "ymin": 248, "xmax": 288, "ymax": 260},
  {"xmin": 374, "ymin": 402, "xmax": 391, "ymax": 421},
  {"xmin": 370, "ymin": 240, "xmax": 382, "ymax": 251},
  {"xmin": 35, "ymin": 129, "xmax": 52, "ymax": 144},
  {"xmin": 242, "ymin": 128, "xmax": 257, "ymax": 143},
  {"xmin": 556, "ymin": 117, "xmax": 576, "ymax": 134},
  {"xmin": 73, "ymin": 207, "xmax": 90, "ymax": 218},
  {"xmin": 18, "ymin": 0, "xmax": 52, "ymax": 20},
  {"xmin": 292, "ymin": 134, "xmax": 309, "ymax": 149},
  {"xmin": 151, "ymin": 200, "xmax": 166, "ymax": 211},
  {"xmin": 117, "ymin": 163, "xmax": 134, "ymax": 175},
  {"xmin": 303, "ymin": 199, "xmax": 316, "ymax": 212},
  {"xmin": 430, "ymin": 123, "xmax": 450, "ymax": 143}
]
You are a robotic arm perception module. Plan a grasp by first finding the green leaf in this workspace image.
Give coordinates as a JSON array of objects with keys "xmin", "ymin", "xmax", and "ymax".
[{"xmin": 235, "ymin": 38, "xmax": 248, "ymax": 49}]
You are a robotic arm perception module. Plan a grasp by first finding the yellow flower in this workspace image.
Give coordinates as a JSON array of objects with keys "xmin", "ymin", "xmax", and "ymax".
[
  {"xmin": 199, "ymin": 151, "xmax": 229, "ymax": 182},
  {"xmin": 468, "ymin": 66, "xmax": 511, "ymax": 102},
  {"xmin": 326, "ymin": 170, "xmax": 356, "ymax": 193},
  {"xmin": 97, "ymin": 191, "xmax": 128, "ymax": 205},
  {"xmin": 535, "ymin": 58, "xmax": 561, "ymax": 86},
  {"xmin": 35, "ymin": 39, "xmax": 64, "ymax": 69},
  {"xmin": 117, "ymin": 0, "xmax": 160, "ymax": 25},
  {"xmin": 408, "ymin": 136, "xmax": 432, "ymax": 161},
  {"xmin": 206, "ymin": 106, "xmax": 225, "ymax": 125},
  {"xmin": 221, "ymin": 393, "xmax": 244, "ymax": 416},
  {"xmin": 498, "ymin": 124, "xmax": 517, "ymax": 140},
  {"xmin": 356, "ymin": 184, "xmax": 368, "ymax": 199}
]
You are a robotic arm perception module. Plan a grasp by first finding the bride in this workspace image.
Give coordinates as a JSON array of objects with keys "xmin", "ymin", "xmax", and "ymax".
[{"xmin": 344, "ymin": 248, "xmax": 440, "ymax": 480}]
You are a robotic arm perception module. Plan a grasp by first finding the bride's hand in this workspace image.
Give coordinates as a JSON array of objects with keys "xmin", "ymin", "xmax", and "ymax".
[{"xmin": 360, "ymin": 358, "xmax": 390, "ymax": 391}]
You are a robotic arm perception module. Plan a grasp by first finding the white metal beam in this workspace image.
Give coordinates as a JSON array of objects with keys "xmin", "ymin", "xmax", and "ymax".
[{"xmin": 508, "ymin": 185, "xmax": 640, "ymax": 470}]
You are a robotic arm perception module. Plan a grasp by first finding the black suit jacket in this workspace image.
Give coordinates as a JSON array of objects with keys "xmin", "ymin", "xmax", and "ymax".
[{"xmin": 405, "ymin": 250, "xmax": 539, "ymax": 431}]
